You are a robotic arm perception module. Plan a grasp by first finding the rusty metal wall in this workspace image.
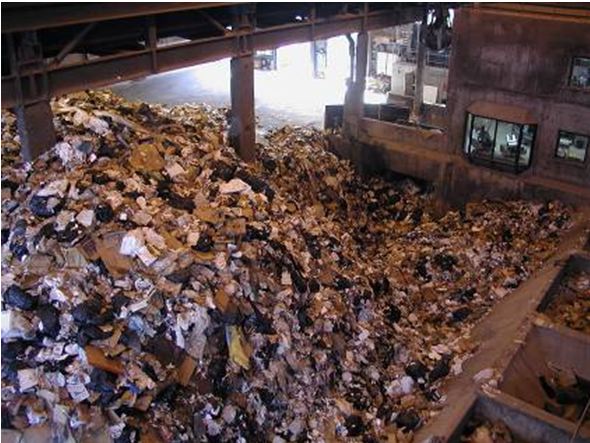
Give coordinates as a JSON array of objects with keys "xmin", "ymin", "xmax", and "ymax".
[{"xmin": 446, "ymin": 6, "xmax": 590, "ymax": 188}]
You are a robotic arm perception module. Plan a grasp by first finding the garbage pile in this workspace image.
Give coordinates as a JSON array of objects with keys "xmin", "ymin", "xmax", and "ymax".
[
  {"xmin": 539, "ymin": 366, "xmax": 590, "ymax": 422},
  {"xmin": 543, "ymin": 268, "xmax": 590, "ymax": 334},
  {"xmin": 1, "ymin": 90, "xmax": 573, "ymax": 442},
  {"xmin": 460, "ymin": 417, "xmax": 514, "ymax": 443}
]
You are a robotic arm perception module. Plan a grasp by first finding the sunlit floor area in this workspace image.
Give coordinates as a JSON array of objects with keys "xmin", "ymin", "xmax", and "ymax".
[{"xmin": 111, "ymin": 36, "xmax": 386, "ymax": 129}]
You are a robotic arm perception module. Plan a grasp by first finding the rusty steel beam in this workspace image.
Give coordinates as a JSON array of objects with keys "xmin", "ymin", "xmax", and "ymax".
[
  {"xmin": 478, "ymin": 3, "xmax": 590, "ymax": 19},
  {"xmin": 229, "ymin": 54, "xmax": 256, "ymax": 161},
  {"xmin": 411, "ymin": 22, "xmax": 426, "ymax": 123},
  {"xmin": 1, "ymin": 3, "xmax": 233, "ymax": 33},
  {"xmin": 198, "ymin": 10, "xmax": 229, "ymax": 34},
  {"xmin": 1, "ymin": 6, "xmax": 424, "ymax": 109},
  {"xmin": 51, "ymin": 22, "xmax": 97, "ymax": 67},
  {"xmin": 229, "ymin": 6, "xmax": 256, "ymax": 161},
  {"xmin": 15, "ymin": 100, "xmax": 57, "ymax": 161},
  {"xmin": 342, "ymin": 30, "xmax": 369, "ymax": 139}
]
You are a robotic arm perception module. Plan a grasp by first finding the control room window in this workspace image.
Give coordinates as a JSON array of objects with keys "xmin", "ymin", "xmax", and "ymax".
[
  {"xmin": 518, "ymin": 125, "xmax": 535, "ymax": 168},
  {"xmin": 464, "ymin": 112, "xmax": 536, "ymax": 172},
  {"xmin": 555, "ymin": 130, "xmax": 588, "ymax": 163},
  {"xmin": 569, "ymin": 57, "xmax": 590, "ymax": 89}
]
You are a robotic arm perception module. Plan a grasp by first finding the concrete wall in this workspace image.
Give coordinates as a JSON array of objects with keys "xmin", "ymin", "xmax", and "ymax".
[
  {"xmin": 389, "ymin": 63, "xmax": 415, "ymax": 96},
  {"xmin": 360, "ymin": 118, "xmax": 448, "ymax": 153},
  {"xmin": 385, "ymin": 94, "xmax": 448, "ymax": 130},
  {"xmin": 445, "ymin": 159, "xmax": 590, "ymax": 207},
  {"xmin": 424, "ymin": 65, "xmax": 449, "ymax": 103},
  {"xmin": 447, "ymin": 7, "xmax": 590, "ymax": 188},
  {"xmin": 388, "ymin": 62, "xmax": 449, "ymax": 102},
  {"xmin": 332, "ymin": 118, "xmax": 450, "ymax": 186},
  {"xmin": 328, "ymin": 134, "xmax": 447, "ymax": 184},
  {"xmin": 333, "ymin": 5, "xmax": 590, "ymax": 205},
  {"xmin": 340, "ymin": 6, "xmax": 590, "ymax": 207},
  {"xmin": 421, "ymin": 103, "xmax": 448, "ymax": 130}
]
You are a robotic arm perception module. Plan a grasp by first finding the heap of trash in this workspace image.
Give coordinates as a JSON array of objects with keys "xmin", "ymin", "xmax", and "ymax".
[
  {"xmin": 1, "ymin": 90, "xmax": 573, "ymax": 442},
  {"xmin": 543, "ymin": 268, "xmax": 589, "ymax": 334},
  {"xmin": 460, "ymin": 416, "xmax": 515, "ymax": 443}
]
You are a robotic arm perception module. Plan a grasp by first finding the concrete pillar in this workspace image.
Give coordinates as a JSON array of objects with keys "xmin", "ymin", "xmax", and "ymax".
[
  {"xmin": 411, "ymin": 23, "xmax": 426, "ymax": 123},
  {"xmin": 229, "ymin": 54, "xmax": 256, "ymax": 162},
  {"xmin": 15, "ymin": 100, "xmax": 56, "ymax": 162}
]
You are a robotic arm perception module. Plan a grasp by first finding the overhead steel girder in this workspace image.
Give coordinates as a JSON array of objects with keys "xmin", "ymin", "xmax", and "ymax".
[
  {"xmin": 1, "ymin": 6, "xmax": 423, "ymax": 109},
  {"xmin": 1, "ymin": 3, "xmax": 232, "ymax": 33}
]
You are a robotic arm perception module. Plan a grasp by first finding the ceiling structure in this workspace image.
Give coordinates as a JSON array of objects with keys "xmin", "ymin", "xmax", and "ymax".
[{"xmin": 1, "ymin": 2, "xmax": 436, "ymax": 108}]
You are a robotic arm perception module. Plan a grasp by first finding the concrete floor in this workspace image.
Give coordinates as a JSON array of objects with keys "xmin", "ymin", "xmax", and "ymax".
[
  {"xmin": 110, "ymin": 61, "xmax": 342, "ymax": 130},
  {"xmin": 110, "ymin": 38, "xmax": 386, "ymax": 131}
]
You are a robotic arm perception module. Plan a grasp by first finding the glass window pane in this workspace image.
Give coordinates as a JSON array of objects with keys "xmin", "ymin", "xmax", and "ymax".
[
  {"xmin": 470, "ymin": 116, "xmax": 495, "ymax": 160},
  {"xmin": 556, "ymin": 131, "xmax": 589, "ymax": 163},
  {"xmin": 519, "ymin": 125, "xmax": 535, "ymax": 167},
  {"xmin": 494, "ymin": 121, "xmax": 521, "ymax": 166},
  {"xmin": 464, "ymin": 111, "xmax": 535, "ymax": 172},
  {"xmin": 570, "ymin": 57, "xmax": 590, "ymax": 89},
  {"xmin": 464, "ymin": 114, "xmax": 472, "ymax": 154}
]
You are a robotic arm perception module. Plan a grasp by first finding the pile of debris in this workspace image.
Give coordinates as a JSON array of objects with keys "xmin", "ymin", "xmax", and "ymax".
[
  {"xmin": 543, "ymin": 268, "xmax": 590, "ymax": 333},
  {"xmin": 460, "ymin": 416, "xmax": 514, "ymax": 443},
  {"xmin": 539, "ymin": 365, "xmax": 590, "ymax": 423},
  {"xmin": 1, "ymin": 90, "xmax": 573, "ymax": 442}
]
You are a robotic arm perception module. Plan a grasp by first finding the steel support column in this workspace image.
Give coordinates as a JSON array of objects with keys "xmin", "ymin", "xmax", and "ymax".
[
  {"xmin": 229, "ymin": 5, "xmax": 256, "ymax": 162},
  {"xmin": 311, "ymin": 39, "xmax": 327, "ymax": 79},
  {"xmin": 411, "ymin": 22, "xmax": 426, "ymax": 123},
  {"xmin": 343, "ymin": 31, "xmax": 368, "ymax": 137},
  {"xmin": 353, "ymin": 31, "xmax": 369, "ymax": 116},
  {"xmin": 10, "ymin": 31, "xmax": 57, "ymax": 161},
  {"xmin": 230, "ymin": 53, "xmax": 256, "ymax": 162},
  {"xmin": 15, "ymin": 100, "xmax": 56, "ymax": 161}
]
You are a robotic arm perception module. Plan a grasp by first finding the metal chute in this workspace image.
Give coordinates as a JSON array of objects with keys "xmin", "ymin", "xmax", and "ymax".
[{"xmin": 423, "ymin": 6, "xmax": 453, "ymax": 52}]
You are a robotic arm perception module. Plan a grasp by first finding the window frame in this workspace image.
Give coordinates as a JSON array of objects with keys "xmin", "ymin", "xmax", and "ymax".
[
  {"xmin": 463, "ymin": 112, "xmax": 535, "ymax": 173},
  {"xmin": 554, "ymin": 129, "xmax": 589, "ymax": 164},
  {"xmin": 568, "ymin": 56, "xmax": 590, "ymax": 90}
]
